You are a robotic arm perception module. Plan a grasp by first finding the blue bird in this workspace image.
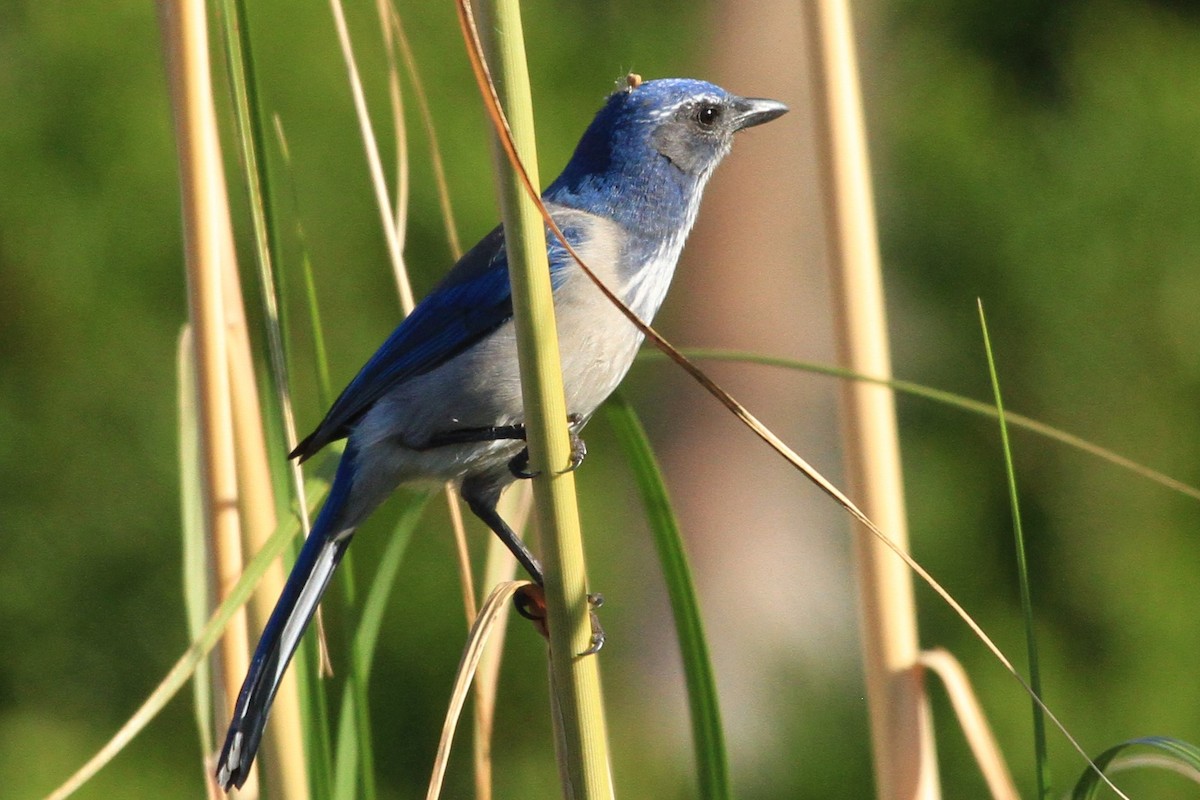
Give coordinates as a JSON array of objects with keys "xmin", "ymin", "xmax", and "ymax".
[{"xmin": 215, "ymin": 76, "xmax": 787, "ymax": 790}]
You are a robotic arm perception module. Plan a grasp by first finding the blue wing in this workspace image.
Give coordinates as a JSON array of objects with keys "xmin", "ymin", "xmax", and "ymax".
[{"xmin": 292, "ymin": 217, "xmax": 585, "ymax": 461}]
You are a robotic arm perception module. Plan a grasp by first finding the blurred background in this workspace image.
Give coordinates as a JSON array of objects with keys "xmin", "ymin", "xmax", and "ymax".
[{"xmin": 2, "ymin": 0, "xmax": 1199, "ymax": 797}]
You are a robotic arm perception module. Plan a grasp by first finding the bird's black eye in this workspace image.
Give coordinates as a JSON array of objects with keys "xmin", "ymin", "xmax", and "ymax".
[{"xmin": 694, "ymin": 103, "xmax": 721, "ymax": 129}]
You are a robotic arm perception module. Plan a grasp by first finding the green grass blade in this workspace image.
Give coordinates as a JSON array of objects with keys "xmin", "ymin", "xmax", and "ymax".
[
  {"xmin": 978, "ymin": 301, "xmax": 1050, "ymax": 798},
  {"xmin": 270, "ymin": 116, "xmax": 335, "ymax": 411},
  {"xmin": 177, "ymin": 327, "xmax": 213, "ymax": 758},
  {"xmin": 605, "ymin": 393, "xmax": 731, "ymax": 800},
  {"xmin": 214, "ymin": 1, "xmax": 339, "ymax": 795},
  {"xmin": 332, "ymin": 492, "xmax": 429, "ymax": 800},
  {"xmin": 265, "ymin": 129, "xmax": 339, "ymax": 795},
  {"xmin": 216, "ymin": 0, "xmax": 288, "ymax": 367},
  {"xmin": 1071, "ymin": 736, "xmax": 1200, "ymax": 799},
  {"xmin": 637, "ymin": 348, "xmax": 1200, "ymax": 503},
  {"xmin": 300, "ymin": 250, "xmax": 334, "ymax": 409},
  {"xmin": 294, "ymin": 605, "xmax": 335, "ymax": 799},
  {"xmin": 462, "ymin": 1, "xmax": 614, "ymax": 794}
]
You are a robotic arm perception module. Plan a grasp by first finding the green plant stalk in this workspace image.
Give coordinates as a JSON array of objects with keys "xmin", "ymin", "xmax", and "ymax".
[
  {"xmin": 472, "ymin": 1, "xmax": 614, "ymax": 797},
  {"xmin": 226, "ymin": 261, "xmax": 311, "ymax": 800},
  {"xmin": 978, "ymin": 302, "xmax": 1050, "ymax": 799},
  {"xmin": 294, "ymin": 615, "xmax": 335, "ymax": 798},
  {"xmin": 637, "ymin": 347, "xmax": 1200, "ymax": 501},
  {"xmin": 332, "ymin": 495, "xmax": 427, "ymax": 800},
  {"xmin": 605, "ymin": 395, "xmax": 730, "ymax": 800},
  {"xmin": 263, "ymin": 139, "xmax": 338, "ymax": 782},
  {"xmin": 178, "ymin": 327, "xmax": 213, "ymax": 758},
  {"xmin": 214, "ymin": 0, "xmax": 330, "ymax": 794}
]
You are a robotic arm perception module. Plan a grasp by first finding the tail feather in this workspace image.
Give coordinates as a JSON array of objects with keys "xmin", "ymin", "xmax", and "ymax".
[{"xmin": 215, "ymin": 449, "xmax": 359, "ymax": 791}]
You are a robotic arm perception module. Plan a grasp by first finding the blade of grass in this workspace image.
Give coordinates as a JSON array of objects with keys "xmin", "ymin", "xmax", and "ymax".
[
  {"xmin": 919, "ymin": 648, "xmax": 1019, "ymax": 800},
  {"xmin": 654, "ymin": 350, "xmax": 1132, "ymax": 796},
  {"xmin": 979, "ymin": 300, "xmax": 1050, "ymax": 798},
  {"xmin": 472, "ymin": 484, "xmax": 530, "ymax": 800},
  {"xmin": 447, "ymin": 493, "xmax": 479, "ymax": 625},
  {"xmin": 637, "ymin": 348, "xmax": 1200, "ymax": 503},
  {"xmin": 328, "ymin": 0, "xmax": 413, "ymax": 312},
  {"xmin": 332, "ymin": 493, "xmax": 430, "ymax": 800},
  {"xmin": 326, "ymin": 6, "xmax": 460, "ymax": 792},
  {"xmin": 214, "ymin": 1, "xmax": 334, "ymax": 793},
  {"xmin": 605, "ymin": 393, "xmax": 730, "ymax": 800},
  {"xmin": 179, "ymin": 326, "xmax": 213, "ymax": 758},
  {"xmin": 272, "ymin": 117, "xmax": 335, "ymax": 409},
  {"xmin": 384, "ymin": 1, "xmax": 462, "ymax": 257},
  {"xmin": 372, "ymin": 0, "xmax": 485, "ymax": 723},
  {"xmin": 223, "ymin": 177, "xmax": 310, "ymax": 800},
  {"xmin": 425, "ymin": 581, "xmax": 530, "ymax": 800},
  {"xmin": 1071, "ymin": 737, "xmax": 1200, "ymax": 799},
  {"xmin": 271, "ymin": 113, "xmax": 339, "ymax": 799},
  {"xmin": 377, "ymin": 8, "xmax": 513, "ymax": 795},
  {"xmin": 293, "ymin": 601, "xmax": 335, "ymax": 800},
  {"xmin": 370, "ymin": 6, "xmax": 479, "ymax": 630},
  {"xmin": 374, "ymin": 0, "xmax": 409, "ymax": 239}
]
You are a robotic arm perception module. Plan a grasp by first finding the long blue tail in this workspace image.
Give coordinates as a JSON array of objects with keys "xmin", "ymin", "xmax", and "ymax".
[{"xmin": 215, "ymin": 447, "xmax": 359, "ymax": 791}]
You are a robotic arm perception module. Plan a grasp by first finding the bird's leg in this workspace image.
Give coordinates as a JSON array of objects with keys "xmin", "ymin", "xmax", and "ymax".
[
  {"xmin": 461, "ymin": 473, "xmax": 604, "ymax": 655},
  {"xmin": 460, "ymin": 476, "xmax": 544, "ymax": 585},
  {"xmin": 420, "ymin": 423, "xmax": 528, "ymax": 448}
]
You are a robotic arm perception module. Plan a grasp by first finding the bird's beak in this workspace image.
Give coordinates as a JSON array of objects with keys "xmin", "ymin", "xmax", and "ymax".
[{"xmin": 730, "ymin": 97, "xmax": 789, "ymax": 131}]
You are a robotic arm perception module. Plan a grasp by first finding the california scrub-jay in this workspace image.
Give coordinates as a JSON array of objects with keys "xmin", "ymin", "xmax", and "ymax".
[{"xmin": 216, "ymin": 76, "xmax": 786, "ymax": 790}]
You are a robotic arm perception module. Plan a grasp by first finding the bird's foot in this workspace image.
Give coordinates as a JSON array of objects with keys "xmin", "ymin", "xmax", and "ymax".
[
  {"xmin": 514, "ymin": 585, "xmax": 605, "ymax": 656},
  {"xmin": 581, "ymin": 593, "xmax": 606, "ymax": 655},
  {"xmin": 507, "ymin": 431, "xmax": 587, "ymax": 479},
  {"xmin": 567, "ymin": 435, "xmax": 588, "ymax": 472}
]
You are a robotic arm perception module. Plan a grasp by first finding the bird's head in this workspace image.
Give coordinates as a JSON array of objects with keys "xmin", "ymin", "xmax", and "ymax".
[{"xmin": 548, "ymin": 76, "xmax": 788, "ymax": 228}]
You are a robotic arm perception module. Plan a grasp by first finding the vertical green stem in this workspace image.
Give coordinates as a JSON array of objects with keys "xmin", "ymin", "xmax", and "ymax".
[
  {"xmin": 978, "ymin": 301, "xmax": 1051, "ymax": 798},
  {"xmin": 470, "ymin": 1, "xmax": 615, "ymax": 797},
  {"xmin": 215, "ymin": 1, "xmax": 323, "ymax": 794}
]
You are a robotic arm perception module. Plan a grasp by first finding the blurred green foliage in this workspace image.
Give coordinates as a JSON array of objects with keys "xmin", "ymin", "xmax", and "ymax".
[
  {"xmin": 2, "ymin": 0, "xmax": 1199, "ymax": 798},
  {"xmin": 876, "ymin": 1, "xmax": 1200, "ymax": 796}
]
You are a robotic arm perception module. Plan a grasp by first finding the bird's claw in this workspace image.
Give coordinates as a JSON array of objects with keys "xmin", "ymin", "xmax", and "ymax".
[
  {"xmin": 507, "ymin": 431, "xmax": 587, "ymax": 480},
  {"xmin": 565, "ymin": 435, "xmax": 587, "ymax": 473},
  {"xmin": 580, "ymin": 592, "xmax": 605, "ymax": 655},
  {"xmin": 508, "ymin": 448, "xmax": 537, "ymax": 480},
  {"xmin": 512, "ymin": 585, "xmax": 606, "ymax": 656}
]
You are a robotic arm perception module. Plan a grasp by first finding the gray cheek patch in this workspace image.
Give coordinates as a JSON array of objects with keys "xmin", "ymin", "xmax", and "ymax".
[
  {"xmin": 649, "ymin": 101, "xmax": 730, "ymax": 175},
  {"xmin": 652, "ymin": 123, "xmax": 724, "ymax": 174}
]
